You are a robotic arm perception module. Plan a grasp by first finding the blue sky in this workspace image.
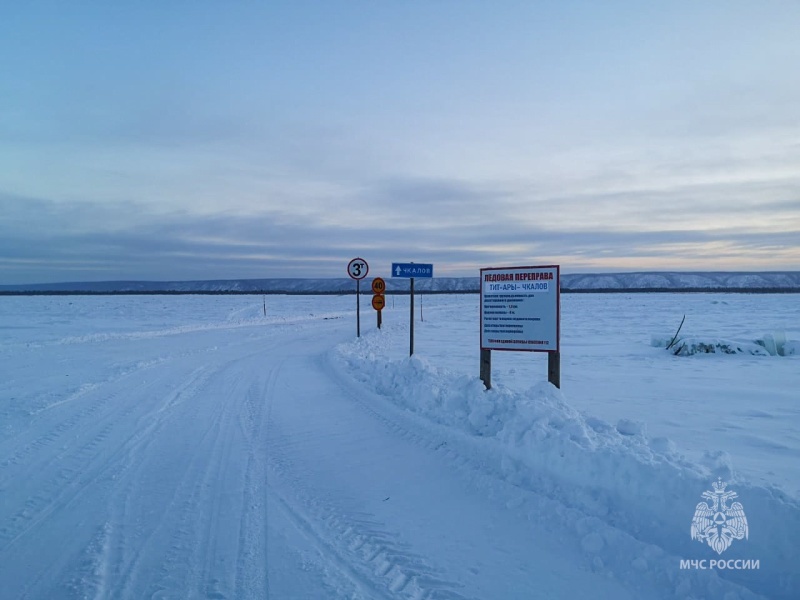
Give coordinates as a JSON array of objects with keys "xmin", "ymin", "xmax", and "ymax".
[{"xmin": 1, "ymin": 1, "xmax": 798, "ymax": 284}]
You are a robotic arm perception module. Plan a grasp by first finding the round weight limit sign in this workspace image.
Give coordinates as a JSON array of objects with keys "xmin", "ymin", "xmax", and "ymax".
[
  {"xmin": 347, "ymin": 258, "xmax": 369, "ymax": 280},
  {"xmin": 347, "ymin": 258, "xmax": 369, "ymax": 337}
]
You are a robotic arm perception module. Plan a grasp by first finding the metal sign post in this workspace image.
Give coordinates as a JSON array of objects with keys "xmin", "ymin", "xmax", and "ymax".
[
  {"xmin": 371, "ymin": 278, "xmax": 386, "ymax": 329},
  {"xmin": 480, "ymin": 348, "xmax": 492, "ymax": 389},
  {"xmin": 391, "ymin": 262, "xmax": 433, "ymax": 356},
  {"xmin": 410, "ymin": 277, "xmax": 414, "ymax": 355},
  {"xmin": 347, "ymin": 258, "xmax": 369, "ymax": 337},
  {"xmin": 548, "ymin": 351, "xmax": 560, "ymax": 389}
]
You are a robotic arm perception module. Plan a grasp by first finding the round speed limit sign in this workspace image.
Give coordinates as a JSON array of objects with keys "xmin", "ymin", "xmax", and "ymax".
[
  {"xmin": 371, "ymin": 277, "xmax": 386, "ymax": 294},
  {"xmin": 347, "ymin": 258, "xmax": 369, "ymax": 280}
]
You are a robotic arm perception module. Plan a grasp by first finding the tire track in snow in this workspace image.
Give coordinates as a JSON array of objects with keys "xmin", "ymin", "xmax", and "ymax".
[
  {"xmin": 233, "ymin": 361, "xmax": 281, "ymax": 600},
  {"xmin": 0, "ymin": 312, "xmax": 352, "ymax": 599},
  {"xmin": 263, "ymin": 348, "xmax": 481, "ymax": 600},
  {"xmin": 0, "ymin": 365, "xmax": 219, "ymax": 598},
  {"xmin": 0, "ymin": 365, "xmax": 216, "ymax": 556},
  {"xmin": 192, "ymin": 367, "xmax": 249, "ymax": 600},
  {"xmin": 267, "ymin": 445, "xmax": 479, "ymax": 600},
  {"xmin": 90, "ymin": 363, "xmax": 233, "ymax": 599},
  {"xmin": 0, "ymin": 356, "xmax": 175, "ymax": 483},
  {"xmin": 110, "ymin": 373, "xmax": 237, "ymax": 598},
  {"xmin": 107, "ymin": 350, "xmax": 276, "ymax": 600}
]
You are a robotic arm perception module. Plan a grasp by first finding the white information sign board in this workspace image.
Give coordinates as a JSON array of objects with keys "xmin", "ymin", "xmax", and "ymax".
[{"xmin": 480, "ymin": 265, "xmax": 560, "ymax": 352}]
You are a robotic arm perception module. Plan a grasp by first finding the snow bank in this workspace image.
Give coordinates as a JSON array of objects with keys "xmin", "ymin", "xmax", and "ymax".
[
  {"xmin": 334, "ymin": 330, "xmax": 800, "ymax": 599},
  {"xmin": 651, "ymin": 332, "xmax": 796, "ymax": 356}
]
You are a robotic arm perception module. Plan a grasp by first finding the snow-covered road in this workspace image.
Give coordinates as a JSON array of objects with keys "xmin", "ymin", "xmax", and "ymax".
[
  {"xmin": 1, "ymin": 294, "xmax": 797, "ymax": 599},
  {"xmin": 0, "ymin": 313, "xmax": 627, "ymax": 599}
]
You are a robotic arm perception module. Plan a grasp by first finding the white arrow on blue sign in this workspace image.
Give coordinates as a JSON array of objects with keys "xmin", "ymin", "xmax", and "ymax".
[{"xmin": 392, "ymin": 263, "xmax": 433, "ymax": 278}]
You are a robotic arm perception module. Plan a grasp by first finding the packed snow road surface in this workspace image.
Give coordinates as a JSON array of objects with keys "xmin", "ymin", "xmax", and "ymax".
[
  {"xmin": 0, "ymin": 303, "xmax": 625, "ymax": 599},
  {"xmin": 1, "ymin": 295, "xmax": 797, "ymax": 599}
]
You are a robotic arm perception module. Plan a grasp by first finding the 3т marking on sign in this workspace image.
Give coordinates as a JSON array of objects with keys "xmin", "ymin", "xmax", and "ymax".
[{"xmin": 347, "ymin": 258, "xmax": 369, "ymax": 280}]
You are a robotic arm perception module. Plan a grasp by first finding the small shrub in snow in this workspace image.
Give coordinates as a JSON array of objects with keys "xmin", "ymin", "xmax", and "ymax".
[{"xmin": 665, "ymin": 314, "xmax": 685, "ymax": 351}]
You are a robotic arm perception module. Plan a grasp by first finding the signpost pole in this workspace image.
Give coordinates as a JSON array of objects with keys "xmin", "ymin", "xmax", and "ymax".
[
  {"xmin": 548, "ymin": 351, "xmax": 560, "ymax": 388},
  {"xmin": 391, "ymin": 261, "xmax": 432, "ymax": 356},
  {"xmin": 347, "ymin": 257, "xmax": 369, "ymax": 339},
  {"xmin": 410, "ymin": 277, "xmax": 414, "ymax": 356},
  {"xmin": 480, "ymin": 348, "xmax": 491, "ymax": 389}
]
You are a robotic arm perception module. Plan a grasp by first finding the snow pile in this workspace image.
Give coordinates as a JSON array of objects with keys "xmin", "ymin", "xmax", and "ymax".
[
  {"xmin": 651, "ymin": 331, "xmax": 796, "ymax": 356},
  {"xmin": 657, "ymin": 337, "xmax": 770, "ymax": 356},
  {"xmin": 334, "ymin": 329, "xmax": 800, "ymax": 599}
]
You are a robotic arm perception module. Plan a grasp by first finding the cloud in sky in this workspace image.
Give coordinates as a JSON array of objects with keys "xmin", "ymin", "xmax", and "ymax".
[{"xmin": 0, "ymin": 1, "xmax": 798, "ymax": 284}]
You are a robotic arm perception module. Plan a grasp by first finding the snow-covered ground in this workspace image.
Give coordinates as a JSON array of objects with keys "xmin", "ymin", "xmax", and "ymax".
[{"xmin": 0, "ymin": 293, "xmax": 797, "ymax": 599}]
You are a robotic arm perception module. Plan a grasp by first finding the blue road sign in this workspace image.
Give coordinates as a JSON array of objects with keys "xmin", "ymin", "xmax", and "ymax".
[{"xmin": 392, "ymin": 263, "xmax": 433, "ymax": 278}]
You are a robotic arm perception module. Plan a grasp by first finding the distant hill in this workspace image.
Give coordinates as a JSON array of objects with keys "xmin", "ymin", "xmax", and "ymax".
[{"xmin": 1, "ymin": 272, "xmax": 799, "ymax": 294}]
